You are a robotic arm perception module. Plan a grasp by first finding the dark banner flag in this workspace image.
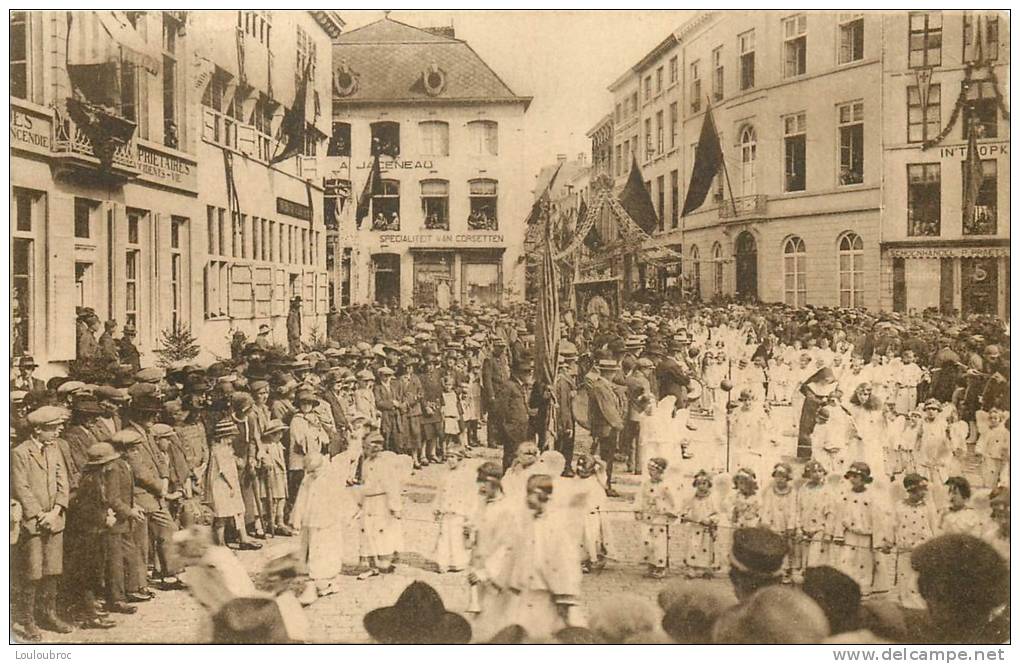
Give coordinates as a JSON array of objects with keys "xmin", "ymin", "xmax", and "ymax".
[
  {"xmin": 356, "ymin": 153, "xmax": 383, "ymax": 228},
  {"xmin": 681, "ymin": 105, "xmax": 724, "ymax": 216},
  {"xmin": 270, "ymin": 61, "xmax": 312, "ymax": 165},
  {"xmin": 535, "ymin": 210, "xmax": 560, "ymax": 437}
]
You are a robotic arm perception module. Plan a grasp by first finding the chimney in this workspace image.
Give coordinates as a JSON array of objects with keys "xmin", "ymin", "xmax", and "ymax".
[
  {"xmin": 423, "ymin": 26, "xmax": 456, "ymax": 39},
  {"xmin": 556, "ymin": 154, "xmax": 567, "ymax": 163}
]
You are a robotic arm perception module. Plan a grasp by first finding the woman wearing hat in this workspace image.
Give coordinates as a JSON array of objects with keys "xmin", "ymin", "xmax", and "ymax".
[
  {"xmin": 258, "ymin": 420, "xmax": 291, "ymax": 536},
  {"xmin": 835, "ymin": 462, "xmax": 883, "ymax": 595},
  {"xmin": 204, "ymin": 419, "xmax": 261, "ymax": 551}
]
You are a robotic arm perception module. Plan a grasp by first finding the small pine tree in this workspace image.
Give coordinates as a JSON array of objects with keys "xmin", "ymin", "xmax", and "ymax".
[{"xmin": 155, "ymin": 323, "xmax": 202, "ymax": 368}]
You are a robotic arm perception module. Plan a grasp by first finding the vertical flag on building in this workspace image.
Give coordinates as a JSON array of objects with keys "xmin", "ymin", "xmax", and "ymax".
[
  {"xmin": 356, "ymin": 153, "xmax": 383, "ymax": 228},
  {"xmin": 962, "ymin": 117, "xmax": 984, "ymax": 233},
  {"xmin": 270, "ymin": 60, "xmax": 312, "ymax": 165},
  {"xmin": 535, "ymin": 205, "xmax": 561, "ymax": 439},
  {"xmin": 681, "ymin": 104, "xmax": 724, "ymax": 216}
]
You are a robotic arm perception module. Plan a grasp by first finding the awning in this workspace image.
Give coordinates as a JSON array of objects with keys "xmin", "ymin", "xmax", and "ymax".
[{"xmin": 68, "ymin": 11, "xmax": 161, "ymax": 76}]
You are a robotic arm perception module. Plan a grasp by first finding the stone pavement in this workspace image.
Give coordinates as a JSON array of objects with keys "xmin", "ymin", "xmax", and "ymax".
[{"xmin": 42, "ymin": 435, "xmax": 744, "ymax": 644}]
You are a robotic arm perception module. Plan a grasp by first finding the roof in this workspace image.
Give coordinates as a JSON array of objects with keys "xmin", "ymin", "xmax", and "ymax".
[
  {"xmin": 634, "ymin": 34, "xmax": 679, "ymax": 72},
  {"xmin": 333, "ymin": 17, "xmax": 531, "ymax": 108},
  {"xmin": 309, "ymin": 10, "xmax": 345, "ymax": 41}
]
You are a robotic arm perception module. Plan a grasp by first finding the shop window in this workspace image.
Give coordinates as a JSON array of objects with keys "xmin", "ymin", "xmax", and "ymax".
[
  {"xmin": 838, "ymin": 232, "xmax": 864, "ymax": 308},
  {"xmin": 962, "ymin": 160, "xmax": 997, "ymax": 235},
  {"xmin": 838, "ymin": 13, "xmax": 864, "ymax": 64},
  {"xmin": 421, "ymin": 179, "xmax": 450, "ymax": 230},
  {"xmin": 783, "ymin": 236, "xmax": 807, "ymax": 306},
  {"xmin": 468, "ymin": 179, "xmax": 498, "ymax": 230},
  {"xmin": 371, "ymin": 121, "xmax": 400, "ymax": 157},
  {"xmin": 419, "ymin": 121, "xmax": 450, "ymax": 156},
  {"xmin": 783, "ymin": 112, "xmax": 806, "ymax": 192},
  {"xmin": 328, "ymin": 121, "xmax": 351, "ymax": 157},
  {"xmin": 907, "ymin": 83, "xmax": 940, "ymax": 143},
  {"xmin": 907, "ymin": 163, "xmax": 940, "ymax": 236},
  {"xmin": 838, "ymin": 101, "xmax": 864, "ymax": 185},
  {"xmin": 783, "ymin": 14, "xmax": 807, "ymax": 78},
  {"xmin": 908, "ymin": 11, "xmax": 942, "ymax": 68},
  {"xmin": 463, "ymin": 263, "xmax": 501, "ymax": 306},
  {"xmin": 467, "ymin": 120, "xmax": 499, "ymax": 156},
  {"xmin": 371, "ymin": 179, "xmax": 400, "ymax": 230}
]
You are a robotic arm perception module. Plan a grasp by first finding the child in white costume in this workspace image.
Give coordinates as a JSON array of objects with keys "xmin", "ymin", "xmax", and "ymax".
[
  {"xmin": 888, "ymin": 473, "xmax": 938, "ymax": 609},
  {"xmin": 573, "ymin": 455, "xmax": 611, "ymax": 573},
  {"xmin": 433, "ymin": 453, "xmax": 476, "ymax": 572},
  {"xmin": 730, "ymin": 467, "xmax": 762, "ymax": 530},
  {"xmin": 939, "ymin": 476, "xmax": 986, "ymax": 537},
  {"xmin": 760, "ymin": 462, "xmax": 797, "ymax": 580},
  {"xmin": 796, "ymin": 460, "xmax": 836, "ymax": 570},
  {"xmin": 466, "ymin": 461, "xmax": 516, "ymax": 643},
  {"xmin": 290, "ymin": 447, "xmax": 359, "ymax": 603},
  {"xmin": 357, "ymin": 434, "xmax": 408, "ymax": 579},
  {"xmin": 636, "ymin": 457, "xmax": 678, "ymax": 579},
  {"xmin": 976, "ymin": 408, "xmax": 1010, "ymax": 489},
  {"xmin": 835, "ymin": 462, "xmax": 887, "ymax": 596},
  {"xmin": 680, "ymin": 470, "xmax": 719, "ymax": 578}
]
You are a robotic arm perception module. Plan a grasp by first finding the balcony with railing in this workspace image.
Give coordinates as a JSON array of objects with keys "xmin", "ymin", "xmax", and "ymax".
[
  {"xmin": 718, "ymin": 194, "xmax": 768, "ymax": 220},
  {"xmin": 52, "ymin": 116, "xmax": 139, "ymax": 175}
]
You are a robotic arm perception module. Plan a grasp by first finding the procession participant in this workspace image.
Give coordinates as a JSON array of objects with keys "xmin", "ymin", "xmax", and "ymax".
[
  {"xmin": 845, "ymin": 382, "xmax": 888, "ymax": 480},
  {"xmin": 11, "ymin": 406, "xmax": 72, "ymax": 640},
  {"xmin": 893, "ymin": 409, "xmax": 923, "ymax": 479},
  {"xmin": 834, "ymin": 462, "xmax": 885, "ymax": 596},
  {"xmin": 572, "ymin": 455, "xmax": 611, "ymax": 573},
  {"xmin": 797, "ymin": 367, "xmax": 839, "ymax": 460},
  {"xmin": 982, "ymin": 486, "xmax": 1009, "ymax": 564},
  {"xmin": 502, "ymin": 473, "xmax": 584, "ymax": 639},
  {"xmin": 553, "ymin": 341, "xmax": 579, "ymax": 475},
  {"xmin": 466, "ymin": 461, "xmax": 515, "ymax": 641},
  {"xmin": 288, "ymin": 388, "xmax": 330, "ymax": 511},
  {"xmin": 760, "ymin": 463, "xmax": 797, "ymax": 580},
  {"xmin": 796, "ymin": 461, "xmax": 836, "ymax": 572},
  {"xmin": 938, "ymin": 477, "xmax": 984, "ymax": 537},
  {"xmin": 730, "ymin": 468, "xmax": 761, "ymax": 530},
  {"xmin": 432, "ymin": 451, "xmax": 474, "ymax": 574},
  {"xmin": 888, "ymin": 473, "xmax": 938, "ymax": 609},
  {"xmin": 975, "ymin": 407, "xmax": 1009, "ymax": 488},
  {"xmin": 357, "ymin": 433, "xmax": 403, "ymax": 579},
  {"xmin": 621, "ymin": 353, "xmax": 652, "ymax": 474},
  {"xmin": 502, "ymin": 442, "xmax": 542, "ymax": 506},
  {"xmin": 482, "ymin": 337, "xmax": 511, "ymax": 450},
  {"xmin": 228, "ymin": 392, "xmax": 265, "ymax": 540},
  {"xmin": 204, "ymin": 419, "xmax": 261, "ymax": 551},
  {"xmin": 917, "ymin": 399, "xmax": 955, "ymax": 511},
  {"xmin": 729, "ymin": 390, "xmax": 771, "ymax": 480},
  {"xmin": 893, "ymin": 349, "xmax": 924, "ymax": 415},
  {"xmin": 420, "ymin": 354, "xmax": 445, "ymax": 464},
  {"xmin": 680, "ymin": 470, "xmax": 720, "ymax": 579},
  {"xmin": 636, "ymin": 457, "xmax": 678, "ymax": 579},
  {"xmin": 118, "ymin": 324, "xmax": 141, "ymax": 372},
  {"xmin": 586, "ymin": 357, "xmax": 626, "ymax": 496}
]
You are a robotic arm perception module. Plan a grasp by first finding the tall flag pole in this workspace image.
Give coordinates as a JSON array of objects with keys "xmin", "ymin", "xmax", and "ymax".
[
  {"xmin": 356, "ymin": 152, "xmax": 383, "ymax": 229},
  {"xmin": 535, "ymin": 198, "xmax": 561, "ymax": 443},
  {"xmin": 681, "ymin": 101, "xmax": 736, "ymax": 216},
  {"xmin": 962, "ymin": 116, "xmax": 985, "ymax": 233}
]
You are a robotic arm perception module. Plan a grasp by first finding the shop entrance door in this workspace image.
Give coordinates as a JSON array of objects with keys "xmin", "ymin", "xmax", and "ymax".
[
  {"xmin": 961, "ymin": 257, "xmax": 998, "ymax": 316},
  {"xmin": 372, "ymin": 254, "xmax": 401, "ymax": 306}
]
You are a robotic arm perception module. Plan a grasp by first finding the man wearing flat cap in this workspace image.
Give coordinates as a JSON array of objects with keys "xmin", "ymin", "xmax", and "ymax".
[
  {"xmin": 11, "ymin": 406, "xmax": 72, "ymax": 640},
  {"xmin": 117, "ymin": 324, "xmax": 141, "ymax": 372}
]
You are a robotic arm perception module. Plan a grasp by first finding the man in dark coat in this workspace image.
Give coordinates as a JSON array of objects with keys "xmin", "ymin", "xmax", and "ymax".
[
  {"xmin": 497, "ymin": 351, "xmax": 534, "ymax": 474},
  {"xmin": 287, "ymin": 297, "xmax": 302, "ymax": 355},
  {"xmin": 118, "ymin": 324, "xmax": 142, "ymax": 372},
  {"xmin": 587, "ymin": 358, "xmax": 626, "ymax": 496},
  {"xmin": 481, "ymin": 338, "xmax": 510, "ymax": 448},
  {"xmin": 98, "ymin": 320, "xmax": 120, "ymax": 369}
]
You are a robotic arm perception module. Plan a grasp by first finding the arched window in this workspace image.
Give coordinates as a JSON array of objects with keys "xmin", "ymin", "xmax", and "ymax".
[
  {"xmin": 690, "ymin": 245, "xmax": 701, "ymax": 297},
  {"xmin": 740, "ymin": 126, "xmax": 757, "ymax": 195},
  {"xmin": 783, "ymin": 236, "xmax": 807, "ymax": 306},
  {"xmin": 712, "ymin": 242, "xmax": 724, "ymax": 296},
  {"xmin": 838, "ymin": 232, "xmax": 864, "ymax": 307},
  {"xmin": 467, "ymin": 120, "xmax": 498, "ymax": 156}
]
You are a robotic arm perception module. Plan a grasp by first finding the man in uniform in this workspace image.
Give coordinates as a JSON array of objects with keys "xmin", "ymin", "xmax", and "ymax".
[
  {"xmin": 98, "ymin": 320, "xmax": 120, "ymax": 369},
  {"xmin": 497, "ymin": 349, "xmax": 534, "ymax": 474},
  {"xmin": 11, "ymin": 406, "xmax": 72, "ymax": 640},
  {"xmin": 118, "ymin": 324, "xmax": 141, "ymax": 372}
]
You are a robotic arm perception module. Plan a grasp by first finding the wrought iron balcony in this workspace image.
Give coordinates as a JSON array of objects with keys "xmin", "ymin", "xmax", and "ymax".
[
  {"xmin": 719, "ymin": 194, "xmax": 768, "ymax": 220},
  {"xmin": 52, "ymin": 117, "xmax": 139, "ymax": 174}
]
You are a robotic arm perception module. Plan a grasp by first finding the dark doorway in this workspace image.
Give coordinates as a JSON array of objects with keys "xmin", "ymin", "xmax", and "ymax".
[
  {"xmin": 373, "ymin": 254, "xmax": 401, "ymax": 307},
  {"xmin": 961, "ymin": 258, "xmax": 998, "ymax": 316},
  {"xmin": 735, "ymin": 231, "xmax": 758, "ymax": 300}
]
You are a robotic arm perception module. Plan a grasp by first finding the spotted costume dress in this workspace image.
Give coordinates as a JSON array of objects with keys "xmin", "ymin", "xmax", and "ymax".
[
  {"xmin": 680, "ymin": 492, "xmax": 719, "ymax": 573},
  {"xmin": 891, "ymin": 498, "xmax": 938, "ymax": 609},
  {"xmin": 795, "ymin": 481, "xmax": 835, "ymax": 568},
  {"xmin": 637, "ymin": 478, "xmax": 678, "ymax": 569},
  {"xmin": 836, "ymin": 487, "xmax": 887, "ymax": 595},
  {"xmin": 760, "ymin": 484, "xmax": 797, "ymax": 574}
]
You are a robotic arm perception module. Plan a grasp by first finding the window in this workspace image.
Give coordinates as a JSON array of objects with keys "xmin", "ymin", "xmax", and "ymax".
[
  {"xmin": 838, "ymin": 232, "xmax": 864, "ymax": 307},
  {"xmin": 669, "ymin": 102, "xmax": 679, "ymax": 148},
  {"xmin": 838, "ymin": 13, "xmax": 864, "ymax": 64},
  {"xmin": 170, "ymin": 217, "xmax": 185, "ymax": 327},
  {"xmin": 783, "ymin": 236, "xmax": 807, "ymax": 306},
  {"xmin": 713, "ymin": 243, "xmax": 724, "ymax": 296},
  {"xmin": 669, "ymin": 56, "xmax": 678, "ymax": 84},
  {"xmin": 670, "ymin": 170, "xmax": 679, "ymax": 229},
  {"xmin": 630, "ymin": 92, "xmax": 638, "ymax": 115},
  {"xmin": 783, "ymin": 112, "xmax": 807, "ymax": 192},
  {"xmin": 656, "ymin": 175, "xmax": 665, "ymax": 232},
  {"xmin": 783, "ymin": 14, "xmax": 807, "ymax": 78},
  {"xmin": 296, "ymin": 25, "xmax": 317, "ymax": 85},
  {"xmin": 371, "ymin": 180, "xmax": 400, "ymax": 230},
  {"xmin": 328, "ymin": 121, "xmax": 351, "ymax": 157},
  {"xmin": 963, "ymin": 160, "xmax": 997, "ymax": 235},
  {"xmin": 468, "ymin": 179, "xmax": 498, "ymax": 230},
  {"xmin": 655, "ymin": 111, "xmax": 664, "ymax": 154},
  {"xmin": 907, "ymin": 83, "xmax": 941, "ymax": 143},
  {"xmin": 467, "ymin": 120, "xmax": 498, "ymax": 156},
  {"xmin": 740, "ymin": 126, "xmax": 757, "ymax": 196},
  {"xmin": 739, "ymin": 30, "xmax": 755, "ymax": 90},
  {"xmin": 690, "ymin": 61, "xmax": 701, "ymax": 112},
  {"xmin": 421, "ymin": 179, "xmax": 450, "ymax": 230},
  {"xmin": 120, "ymin": 58, "xmax": 138, "ymax": 122},
  {"xmin": 963, "ymin": 12, "xmax": 999, "ymax": 62},
  {"xmin": 125, "ymin": 211, "xmax": 145, "ymax": 328},
  {"xmin": 615, "ymin": 144, "xmax": 622, "ymax": 176},
  {"xmin": 656, "ymin": 66, "xmax": 663, "ymax": 93},
  {"xmin": 644, "ymin": 75, "xmax": 652, "ymax": 101},
  {"xmin": 908, "ymin": 12, "xmax": 942, "ymax": 68},
  {"xmin": 12, "ymin": 188, "xmax": 39, "ymax": 353},
  {"xmin": 622, "ymin": 140, "xmax": 630, "ymax": 171},
  {"xmin": 962, "ymin": 81, "xmax": 999, "ymax": 139},
  {"xmin": 907, "ymin": 164, "xmax": 940, "ymax": 236},
  {"xmin": 323, "ymin": 179, "xmax": 350, "ymax": 231},
  {"xmin": 838, "ymin": 101, "xmax": 864, "ymax": 185},
  {"xmin": 690, "ymin": 245, "xmax": 701, "ymax": 296},
  {"xmin": 74, "ymin": 198, "xmax": 95, "ymax": 239},
  {"xmin": 615, "ymin": 103, "xmax": 621, "ymax": 123},
  {"xmin": 11, "ymin": 12, "xmax": 28, "ymax": 99},
  {"xmin": 254, "ymin": 95, "xmax": 276, "ymax": 161},
  {"xmin": 162, "ymin": 13, "xmax": 182, "ymax": 147},
  {"xmin": 239, "ymin": 10, "xmax": 271, "ymax": 45},
  {"xmin": 644, "ymin": 118, "xmax": 652, "ymax": 158},
  {"xmin": 371, "ymin": 121, "xmax": 400, "ymax": 157},
  {"xmin": 419, "ymin": 121, "xmax": 450, "ymax": 156},
  {"xmin": 712, "ymin": 46, "xmax": 724, "ymax": 101}
]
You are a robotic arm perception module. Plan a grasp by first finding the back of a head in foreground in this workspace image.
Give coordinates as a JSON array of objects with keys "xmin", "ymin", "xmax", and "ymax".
[
  {"xmin": 588, "ymin": 593, "xmax": 662, "ymax": 643},
  {"xmin": 912, "ymin": 534, "xmax": 1009, "ymax": 626},
  {"xmin": 658, "ymin": 579, "xmax": 738, "ymax": 644},
  {"xmin": 712, "ymin": 586, "xmax": 830, "ymax": 644}
]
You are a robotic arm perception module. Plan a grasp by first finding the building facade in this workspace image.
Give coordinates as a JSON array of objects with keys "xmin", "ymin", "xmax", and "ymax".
[
  {"xmin": 10, "ymin": 10, "xmax": 341, "ymax": 376},
  {"xmin": 879, "ymin": 11, "xmax": 1009, "ymax": 318},
  {"xmin": 325, "ymin": 17, "xmax": 531, "ymax": 309}
]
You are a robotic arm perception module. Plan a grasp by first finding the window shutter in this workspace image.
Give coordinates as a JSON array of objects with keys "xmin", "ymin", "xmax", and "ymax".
[
  {"xmin": 202, "ymin": 107, "xmax": 218, "ymax": 141},
  {"xmin": 47, "ymin": 196, "xmax": 77, "ymax": 361},
  {"xmin": 155, "ymin": 213, "xmax": 172, "ymax": 334},
  {"xmin": 254, "ymin": 266, "xmax": 273, "ymax": 318},
  {"xmin": 299, "ymin": 156, "xmax": 317, "ymax": 180},
  {"xmin": 238, "ymin": 124, "xmax": 256, "ymax": 156},
  {"xmin": 317, "ymin": 271, "xmax": 328, "ymax": 314},
  {"xmin": 302, "ymin": 270, "xmax": 315, "ymax": 316},
  {"xmin": 272, "ymin": 268, "xmax": 286, "ymax": 317},
  {"xmin": 230, "ymin": 263, "xmax": 255, "ymax": 319}
]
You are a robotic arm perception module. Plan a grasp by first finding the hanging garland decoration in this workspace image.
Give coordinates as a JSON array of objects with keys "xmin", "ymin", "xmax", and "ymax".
[
  {"xmin": 987, "ymin": 66, "xmax": 1011, "ymax": 120},
  {"xmin": 922, "ymin": 62, "xmax": 1010, "ymax": 150}
]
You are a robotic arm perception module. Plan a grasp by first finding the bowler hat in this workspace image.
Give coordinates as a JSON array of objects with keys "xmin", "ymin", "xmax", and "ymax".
[
  {"xmin": 363, "ymin": 581, "xmax": 471, "ymax": 644},
  {"xmin": 730, "ymin": 527, "xmax": 788, "ymax": 578}
]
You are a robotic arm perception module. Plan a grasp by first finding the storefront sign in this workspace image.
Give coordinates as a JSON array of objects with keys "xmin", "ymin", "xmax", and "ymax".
[
  {"xmin": 354, "ymin": 159, "xmax": 436, "ymax": 170},
  {"xmin": 137, "ymin": 144, "xmax": 197, "ymax": 191},
  {"xmin": 378, "ymin": 232, "xmax": 504, "ymax": 245},
  {"xmin": 10, "ymin": 107, "xmax": 51, "ymax": 155},
  {"xmin": 938, "ymin": 142, "xmax": 1008, "ymax": 158},
  {"xmin": 277, "ymin": 197, "xmax": 313, "ymax": 221}
]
